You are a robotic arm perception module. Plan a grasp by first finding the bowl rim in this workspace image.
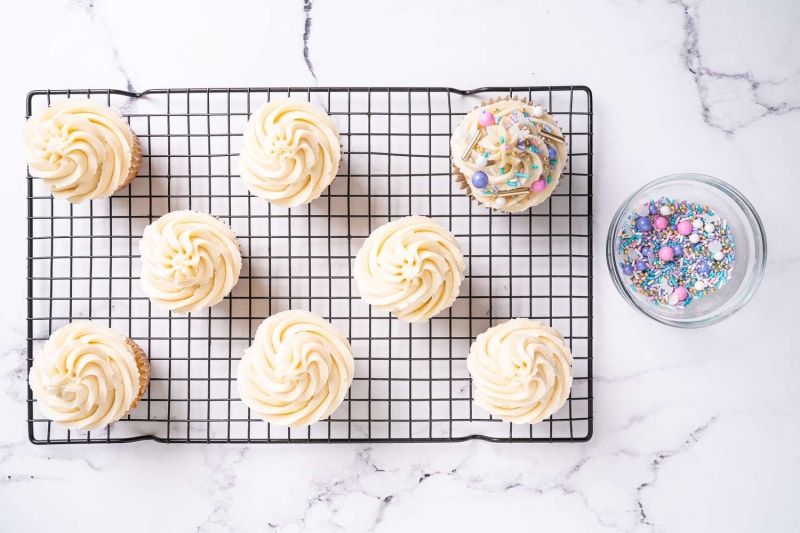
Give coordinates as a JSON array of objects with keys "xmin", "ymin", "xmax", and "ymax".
[{"xmin": 605, "ymin": 173, "xmax": 768, "ymax": 328}]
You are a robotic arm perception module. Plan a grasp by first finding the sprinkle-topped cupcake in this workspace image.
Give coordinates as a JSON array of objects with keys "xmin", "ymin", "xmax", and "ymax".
[{"xmin": 450, "ymin": 96, "xmax": 568, "ymax": 212}]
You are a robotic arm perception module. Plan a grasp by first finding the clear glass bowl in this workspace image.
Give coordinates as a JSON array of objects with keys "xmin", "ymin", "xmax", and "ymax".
[{"xmin": 606, "ymin": 174, "xmax": 767, "ymax": 328}]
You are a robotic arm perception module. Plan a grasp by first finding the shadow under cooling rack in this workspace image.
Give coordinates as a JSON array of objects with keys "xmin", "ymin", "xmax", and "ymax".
[{"xmin": 26, "ymin": 86, "xmax": 593, "ymax": 444}]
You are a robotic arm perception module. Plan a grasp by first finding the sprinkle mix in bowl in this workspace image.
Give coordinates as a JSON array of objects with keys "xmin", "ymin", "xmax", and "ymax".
[
  {"xmin": 616, "ymin": 198, "xmax": 735, "ymax": 308},
  {"xmin": 606, "ymin": 174, "xmax": 766, "ymax": 328}
]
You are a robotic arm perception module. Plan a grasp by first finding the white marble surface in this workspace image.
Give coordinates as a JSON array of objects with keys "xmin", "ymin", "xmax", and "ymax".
[{"xmin": 1, "ymin": 0, "xmax": 799, "ymax": 531}]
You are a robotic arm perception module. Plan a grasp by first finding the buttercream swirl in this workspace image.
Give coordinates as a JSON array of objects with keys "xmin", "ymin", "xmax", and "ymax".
[
  {"xmin": 29, "ymin": 321, "xmax": 149, "ymax": 431},
  {"xmin": 354, "ymin": 216, "xmax": 466, "ymax": 323},
  {"xmin": 239, "ymin": 98, "xmax": 341, "ymax": 208},
  {"xmin": 23, "ymin": 98, "xmax": 141, "ymax": 203},
  {"xmin": 467, "ymin": 319, "xmax": 573, "ymax": 424},
  {"xmin": 237, "ymin": 310, "xmax": 355, "ymax": 428},
  {"xmin": 139, "ymin": 210, "xmax": 242, "ymax": 314},
  {"xmin": 451, "ymin": 98, "xmax": 568, "ymax": 212}
]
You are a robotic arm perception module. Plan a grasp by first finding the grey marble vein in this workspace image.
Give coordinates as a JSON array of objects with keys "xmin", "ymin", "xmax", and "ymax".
[
  {"xmin": 0, "ymin": 340, "xmax": 27, "ymax": 405},
  {"xmin": 670, "ymin": 0, "xmax": 800, "ymax": 133},
  {"xmin": 70, "ymin": 0, "xmax": 135, "ymax": 93},
  {"xmin": 635, "ymin": 416, "xmax": 720, "ymax": 530},
  {"xmin": 196, "ymin": 446, "xmax": 249, "ymax": 533},
  {"xmin": 303, "ymin": 0, "xmax": 317, "ymax": 83}
]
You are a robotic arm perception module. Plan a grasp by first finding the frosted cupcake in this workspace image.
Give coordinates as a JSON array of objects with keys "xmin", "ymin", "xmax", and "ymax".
[
  {"xmin": 237, "ymin": 310, "xmax": 355, "ymax": 428},
  {"xmin": 450, "ymin": 96, "xmax": 568, "ymax": 212},
  {"xmin": 354, "ymin": 216, "xmax": 466, "ymax": 323},
  {"xmin": 23, "ymin": 99, "xmax": 142, "ymax": 203},
  {"xmin": 239, "ymin": 98, "xmax": 341, "ymax": 208},
  {"xmin": 29, "ymin": 321, "xmax": 150, "ymax": 431},
  {"xmin": 139, "ymin": 210, "xmax": 242, "ymax": 314},
  {"xmin": 467, "ymin": 319, "xmax": 573, "ymax": 424}
]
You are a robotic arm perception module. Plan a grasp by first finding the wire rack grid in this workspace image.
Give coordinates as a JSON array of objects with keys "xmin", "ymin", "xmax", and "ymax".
[{"xmin": 26, "ymin": 86, "xmax": 593, "ymax": 444}]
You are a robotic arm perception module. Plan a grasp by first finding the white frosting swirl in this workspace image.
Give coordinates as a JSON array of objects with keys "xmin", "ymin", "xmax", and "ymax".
[
  {"xmin": 354, "ymin": 216, "xmax": 465, "ymax": 323},
  {"xmin": 239, "ymin": 98, "xmax": 341, "ymax": 208},
  {"xmin": 237, "ymin": 310, "xmax": 354, "ymax": 428},
  {"xmin": 139, "ymin": 210, "xmax": 242, "ymax": 314},
  {"xmin": 467, "ymin": 319, "xmax": 573, "ymax": 424},
  {"xmin": 451, "ymin": 98, "xmax": 568, "ymax": 212},
  {"xmin": 23, "ymin": 98, "xmax": 140, "ymax": 203},
  {"xmin": 29, "ymin": 321, "xmax": 148, "ymax": 431}
]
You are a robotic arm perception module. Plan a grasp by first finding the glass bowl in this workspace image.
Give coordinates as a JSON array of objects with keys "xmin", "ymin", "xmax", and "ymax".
[{"xmin": 606, "ymin": 173, "xmax": 767, "ymax": 328}]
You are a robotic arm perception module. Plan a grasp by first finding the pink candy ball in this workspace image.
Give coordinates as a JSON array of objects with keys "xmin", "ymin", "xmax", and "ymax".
[
  {"xmin": 674, "ymin": 286, "xmax": 689, "ymax": 302},
  {"xmin": 677, "ymin": 220, "xmax": 693, "ymax": 236},
  {"xmin": 658, "ymin": 246, "xmax": 675, "ymax": 261},
  {"xmin": 654, "ymin": 216, "xmax": 668, "ymax": 230},
  {"xmin": 531, "ymin": 178, "xmax": 547, "ymax": 193},
  {"xmin": 478, "ymin": 111, "xmax": 496, "ymax": 127}
]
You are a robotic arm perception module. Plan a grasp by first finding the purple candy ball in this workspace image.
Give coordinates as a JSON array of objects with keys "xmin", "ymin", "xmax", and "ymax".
[
  {"xmin": 671, "ymin": 244, "xmax": 683, "ymax": 256},
  {"xmin": 635, "ymin": 260, "xmax": 648, "ymax": 271},
  {"xmin": 548, "ymin": 146, "xmax": 557, "ymax": 159},
  {"xmin": 471, "ymin": 171, "xmax": 488, "ymax": 188},
  {"xmin": 648, "ymin": 204, "xmax": 658, "ymax": 215},
  {"xmin": 622, "ymin": 265, "xmax": 634, "ymax": 276},
  {"xmin": 641, "ymin": 246, "xmax": 651, "ymax": 257},
  {"xmin": 635, "ymin": 217, "xmax": 652, "ymax": 232},
  {"xmin": 697, "ymin": 262, "xmax": 711, "ymax": 274}
]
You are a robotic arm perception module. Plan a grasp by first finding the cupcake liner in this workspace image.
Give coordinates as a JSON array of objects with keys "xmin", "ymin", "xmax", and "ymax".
[
  {"xmin": 326, "ymin": 141, "xmax": 345, "ymax": 194},
  {"xmin": 124, "ymin": 337, "xmax": 150, "ymax": 413},
  {"xmin": 115, "ymin": 130, "xmax": 142, "ymax": 193},
  {"xmin": 451, "ymin": 95, "xmax": 569, "ymax": 213},
  {"xmin": 215, "ymin": 214, "xmax": 244, "ymax": 257}
]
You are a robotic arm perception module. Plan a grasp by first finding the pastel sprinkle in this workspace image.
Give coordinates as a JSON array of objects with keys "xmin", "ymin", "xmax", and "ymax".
[{"xmin": 615, "ymin": 197, "xmax": 736, "ymax": 309}]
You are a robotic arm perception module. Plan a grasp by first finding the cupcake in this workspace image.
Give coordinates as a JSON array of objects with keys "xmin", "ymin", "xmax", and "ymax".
[
  {"xmin": 467, "ymin": 319, "xmax": 573, "ymax": 424},
  {"xmin": 23, "ymin": 98, "xmax": 142, "ymax": 203},
  {"xmin": 139, "ymin": 210, "xmax": 242, "ymax": 314},
  {"xmin": 450, "ymin": 96, "xmax": 568, "ymax": 212},
  {"xmin": 354, "ymin": 216, "xmax": 466, "ymax": 323},
  {"xmin": 239, "ymin": 98, "xmax": 341, "ymax": 208},
  {"xmin": 29, "ymin": 321, "xmax": 150, "ymax": 431},
  {"xmin": 237, "ymin": 310, "xmax": 355, "ymax": 428}
]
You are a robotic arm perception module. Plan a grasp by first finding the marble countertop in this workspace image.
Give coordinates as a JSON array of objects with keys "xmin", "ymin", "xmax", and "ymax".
[{"xmin": 2, "ymin": 0, "xmax": 798, "ymax": 531}]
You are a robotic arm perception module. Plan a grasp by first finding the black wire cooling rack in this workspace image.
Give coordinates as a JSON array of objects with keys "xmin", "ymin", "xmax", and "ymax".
[{"xmin": 26, "ymin": 86, "xmax": 593, "ymax": 444}]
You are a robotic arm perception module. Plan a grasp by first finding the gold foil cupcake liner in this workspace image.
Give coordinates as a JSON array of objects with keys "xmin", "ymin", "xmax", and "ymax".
[
  {"xmin": 124, "ymin": 337, "xmax": 151, "ymax": 413},
  {"xmin": 451, "ymin": 95, "xmax": 570, "ymax": 213},
  {"xmin": 116, "ymin": 130, "xmax": 142, "ymax": 193}
]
